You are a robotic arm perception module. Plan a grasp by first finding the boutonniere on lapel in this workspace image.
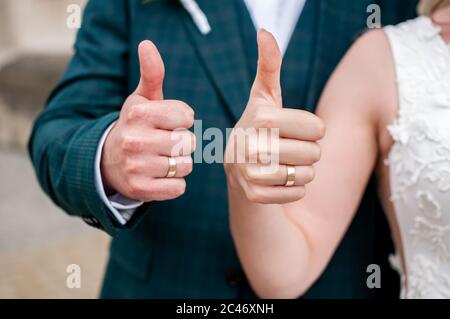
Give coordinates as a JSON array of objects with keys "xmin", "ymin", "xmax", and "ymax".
[{"xmin": 142, "ymin": 0, "xmax": 211, "ymax": 35}]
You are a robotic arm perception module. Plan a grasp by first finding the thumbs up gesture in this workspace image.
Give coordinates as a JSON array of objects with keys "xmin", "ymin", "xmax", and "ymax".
[
  {"xmin": 101, "ymin": 41, "xmax": 196, "ymax": 201},
  {"xmin": 224, "ymin": 30, "xmax": 325, "ymax": 204}
]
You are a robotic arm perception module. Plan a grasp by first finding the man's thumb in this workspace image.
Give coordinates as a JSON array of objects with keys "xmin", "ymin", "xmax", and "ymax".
[
  {"xmin": 135, "ymin": 40, "xmax": 165, "ymax": 100},
  {"xmin": 251, "ymin": 29, "xmax": 282, "ymax": 107}
]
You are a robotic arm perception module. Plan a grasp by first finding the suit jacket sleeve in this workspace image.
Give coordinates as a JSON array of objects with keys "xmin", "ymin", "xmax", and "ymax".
[{"xmin": 28, "ymin": 0, "xmax": 131, "ymax": 236}]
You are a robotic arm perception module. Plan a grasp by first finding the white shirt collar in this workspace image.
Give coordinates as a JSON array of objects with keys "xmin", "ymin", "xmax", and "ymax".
[
  {"xmin": 243, "ymin": 0, "xmax": 307, "ymax": 56},
  {"xmin": 180, "ymin": 0, "xmax": 307, "ymax": 56}
]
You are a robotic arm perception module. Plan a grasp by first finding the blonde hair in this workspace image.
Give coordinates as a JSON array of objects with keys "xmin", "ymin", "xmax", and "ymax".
[{"xmin": 418, "ymin": 0, "xmax": 450, "ymax": 16}]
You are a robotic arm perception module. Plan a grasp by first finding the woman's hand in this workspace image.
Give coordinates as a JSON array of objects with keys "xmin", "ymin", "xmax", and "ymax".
[
  {"xmin": 226, "ymin": 30, "xmax": 385, "ymax": 298},
  {"xmin": 224, "ymin": 30, "xmax": 325, "ymax": 204}
]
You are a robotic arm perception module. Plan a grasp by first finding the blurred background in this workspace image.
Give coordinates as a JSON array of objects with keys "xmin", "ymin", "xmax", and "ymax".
[{"xmin": 0, "ymin": 0, "xmax": 109, "ymax": 298}]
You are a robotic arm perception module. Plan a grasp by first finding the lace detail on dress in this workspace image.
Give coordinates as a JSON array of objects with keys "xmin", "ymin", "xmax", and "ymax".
[
  {"xmin": 385, "ymin": 16, "xmax": 450, "ymax": 299},
  {"xmin": 407, "ymin": 255, "xmax": 450, "ymax": 298}
]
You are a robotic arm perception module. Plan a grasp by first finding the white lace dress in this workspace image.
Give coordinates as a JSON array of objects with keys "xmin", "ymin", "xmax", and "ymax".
[{"xmin": 385, "ymin": 16, "xmax": 450, "ymax": 299}]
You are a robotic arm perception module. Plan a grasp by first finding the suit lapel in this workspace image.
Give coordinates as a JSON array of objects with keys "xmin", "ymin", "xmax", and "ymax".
[{"xmin": 180, "ymin": 0, "xmax": 251, "ymax": 121}]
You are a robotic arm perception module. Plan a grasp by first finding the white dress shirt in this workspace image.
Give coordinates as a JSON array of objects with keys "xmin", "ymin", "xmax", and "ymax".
[
  {"xmin": 243, "ymin": 0, "xmax": 306, "ymax": 56},
  {"xmin": 95, "ymin": 0, "xmax": 307, "ymax": 225}
]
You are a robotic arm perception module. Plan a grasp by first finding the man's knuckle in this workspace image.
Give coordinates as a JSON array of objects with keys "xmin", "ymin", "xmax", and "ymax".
[
  {"xmin": 188, "ymin": 131, "xmax": 197, "ymax": 153},
  {"xmin": 184, "ymin": 158, "xmax": 194, "ymax": 175},
  {"xmin": 145, "ymin": 134, "xmax": 159, "ymax": 150},
  {"xmin": 169, "ymin": 101, "xmax": 194, "ymax": 128},
  {"xmin": 123, "ymin": 158, "xmax": 141, "ymax": 175},
  {"xmin": 178, "ymin": 180, "xmax": 187, "ymax": 195},
  {"xmin": 181, "ymin": 105, "xmax": 195, "ymax": 127},
  {"xmin": 126, "ymin": 179, "xmax": 145, "ymax": 198},
  {"xmin": 179, "ymin": 101, "xmax": 194, "ymax": 115},
  {"xmin": 121, "ymin": 135, "xmax": 142, "ymax": 153}
]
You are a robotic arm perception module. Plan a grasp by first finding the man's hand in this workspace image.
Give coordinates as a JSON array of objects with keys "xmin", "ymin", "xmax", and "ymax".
[
  {"xmin": 224, "ymin": 30, "xmax": 325, "ymax": 204},
  {"xmin": 101, "ymin": 41, "xmax": 196, "ymax": 201}
]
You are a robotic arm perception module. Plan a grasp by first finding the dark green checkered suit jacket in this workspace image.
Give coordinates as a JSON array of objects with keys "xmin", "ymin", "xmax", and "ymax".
[{"xmin": 29, "ymin": 0, "xmax": 418, "ymax": 298}]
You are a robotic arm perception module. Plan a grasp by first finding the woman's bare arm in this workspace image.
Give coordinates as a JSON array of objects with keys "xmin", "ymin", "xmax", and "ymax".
[{"xmin": 228, "ymin": 29, "xmax": 396, "ymax": 298}]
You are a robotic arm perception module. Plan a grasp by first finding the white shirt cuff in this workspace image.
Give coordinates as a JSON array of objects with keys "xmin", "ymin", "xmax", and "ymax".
[{"xmin": 94, "ymin": 122, "xmax": 144, "ymax": 225}]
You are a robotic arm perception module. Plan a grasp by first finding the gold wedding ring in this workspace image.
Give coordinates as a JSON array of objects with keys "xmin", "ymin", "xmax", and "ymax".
[
  {"xmin": 285, "ymin": 165, "xmax": 296, "ymax": 187},
  {"xmin": 166, "ymin": 157, "xmax": 177, "ymax": 178}
]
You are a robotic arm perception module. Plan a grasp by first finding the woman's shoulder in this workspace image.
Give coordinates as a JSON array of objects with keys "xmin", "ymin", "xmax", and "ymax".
[
  {"xmin": 349, "ymin": 28, "xmax": 390, "ymax": 61},
  {"xmin": 330, "ymin": 27, "xmax": 398, "ymax": 136},
  {"xmin": 350, "ymin": 16, "xmax": 429, "ymax": 63},
  {"xmin": 342, "ymin": 28, "xmax": 395, "ymax": 106}
]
